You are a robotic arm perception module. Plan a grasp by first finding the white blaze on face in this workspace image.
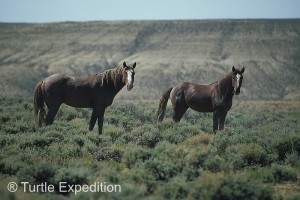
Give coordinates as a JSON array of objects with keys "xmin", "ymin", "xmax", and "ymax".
[
  {"xmin": 236, "ymin": 74, "xmax": 241, "ymax": 89},
  {"xmin": 126, "ymin": 69, "xmax": 134, "ymax": 90}
]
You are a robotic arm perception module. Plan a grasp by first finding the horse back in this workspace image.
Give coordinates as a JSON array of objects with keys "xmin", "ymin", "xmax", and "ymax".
[
  {"xmin": 171, "ymin": 82, "xmax": 215, "ymax": 112},
  {"xmin": 42, "ymin": 74, "xmax": 101, "ymax": 108}
]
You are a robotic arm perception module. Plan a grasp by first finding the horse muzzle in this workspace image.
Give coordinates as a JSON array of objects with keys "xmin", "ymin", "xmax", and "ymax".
[
  {"xmin": 127, "ymin": 84, "xmax": 133, "ymax": 91},
  {"xmin": 234, "ymin": 88, "xmax": 240, "ymax": 95}
]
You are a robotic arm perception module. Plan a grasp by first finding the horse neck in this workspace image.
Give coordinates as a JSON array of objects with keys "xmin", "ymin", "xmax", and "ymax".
[
  {"xmin": 101, "ymin": 67, "xmax": 125, "ymax": 95},
  {"xmin": 218, "ymin": 73, "xmax": 234, "ymax": 98}
]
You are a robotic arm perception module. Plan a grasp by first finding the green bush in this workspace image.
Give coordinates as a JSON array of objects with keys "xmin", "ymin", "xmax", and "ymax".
[
  {"xmin": 286, "ymin": 194, "xmax": 300, "ymax": 200},
  {"xmin": 158, "ymin": 177, "xmax": 189, "ymax": 199},
  {"xmin": 74, "ymin": 137, "xmax": 85, "ymax": 148},
  {"xmin": 162, "ymin": 124, "xmax": 199, "ymax": 144},
  {"xmin": 212, "ymin": 175, "xmax": 274, "ymax": 200},
  {"xmin": 0, "ymin": 98, "xmax": 299, "ymax": 199},
  {"xmin": 185, "ymin": 148, "xmax": 208, "ymax": 168},
  {"xmin": 263, "ymin": 164, "xmax": 298, "ymax": 183},
  {"xmin": 95, "ymin": 147, "xmax": 123, "ymax": 163},
  {"xmin": 285, "ymin": 152, "xmax": 300, "ymax": 167},
  {"xmin": 0, "ymin": 159, "xmax": 23, "ymax": 175},
  {"xmin": 19, "ymin": 135, "xmax": 54, "ymax": 149},
  {"xmin": 0, "ymin": 135, "xmax": 15, "ymax": 147},
  {"xmin": 274, "ymin": 135, "xmax": 300, "ymax": 161},
  {"xmin": 145, "ymin": 158, "xmax": 179, "ymax": 181},
  {"xmin": 53, "ymin": 167, "xmax": 88, "ymax": 194},
  {"xmin": 187, "ymin": 172, "xmax": 223, "ymax": 199},
  {"xmin": 137, "ymin": 131, "xmax": 161, "ymax": 148},
  {"xmin": 123, "ymin": 146, "xmax": 152, "ymax": 168},
  {"xmin": 225, "ymin": 143, "xmax": 270, "ymax": 170},
  {"xmin": 204, "ymin": 155, "xmax": 227, "ymax": 172},
  {"xmin": 17, "ymin": 164, "xmax": 56, "ymax": 184},
  {"xmin": 88, "ymin": 134, "xmax": 112, "ymax": 147}
]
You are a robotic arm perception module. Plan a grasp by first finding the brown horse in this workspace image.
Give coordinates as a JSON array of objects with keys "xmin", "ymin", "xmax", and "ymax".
[
  {"xmin": 33, "ymin": 61, "xmax": 136, "ymax": 134},
  {"xmin": 157, "ymin": 66, "xmax": 245, "ymax": 133}
]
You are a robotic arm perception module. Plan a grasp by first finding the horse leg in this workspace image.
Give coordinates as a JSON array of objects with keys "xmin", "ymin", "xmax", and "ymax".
[
  {"xmin": 97, "ymin": 109, "xmax": 105, "ymax": 135},
  {"xmin": 213, "ymin": 110, "xmax": 221, "ymax": 133},
  {"xmin": 172, "ymin": 103, "xmax": 188, "ymax": 122},
  {"xmin": 89, "ymin": 108, "xmax": 98, "ymax": 131},
  {"xmin": 170, "ymin": 87, "xmax": 188, "ymax": 122},
  {"xmin": 89, "ymin": 107, "xmax": 105, "ymax": 134},
  {"xmin": 219, "ymin": 111, "xmax": 228, "ymax": 130},
  {"xmin": 45, "ymin": 105, "xmax": 60, "ymax": 125}
]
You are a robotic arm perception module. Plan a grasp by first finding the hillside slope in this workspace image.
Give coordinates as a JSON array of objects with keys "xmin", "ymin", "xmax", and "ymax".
[{"xmin": 0, "ymin": 19, "xmax": 299, "ymax": 100}]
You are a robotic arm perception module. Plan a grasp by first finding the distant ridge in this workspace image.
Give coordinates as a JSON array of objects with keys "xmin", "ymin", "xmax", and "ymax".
[{"xmin": 0, "ymin": 19, "xmax": 299, "ymax": 100}]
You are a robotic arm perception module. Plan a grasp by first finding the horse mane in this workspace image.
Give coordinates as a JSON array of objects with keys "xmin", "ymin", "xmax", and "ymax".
[
  {"xmin": 217, "ymin": 72, "xmax": 234, "ymax": 97},
  {"xmin": 100, "ymin": 65, "xmax": 124, "ymax": 87}
]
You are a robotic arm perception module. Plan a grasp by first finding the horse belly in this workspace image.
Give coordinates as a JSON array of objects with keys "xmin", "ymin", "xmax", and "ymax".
[
  {"xmin": 187, "ymin": 96, "xmax": 213, "ymax": 113},
  {"xmin": 64, "ymin": 91, "xmax": 93, "ymax": 108}
]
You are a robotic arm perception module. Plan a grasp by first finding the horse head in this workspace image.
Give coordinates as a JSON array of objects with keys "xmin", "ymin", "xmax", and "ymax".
[
  {"xmin": 232, "ymin": 66, "xmax": 245, "ymax": 95},
  {"xmin": 122, "ymin": 61, "xmax": 136, "ymax": 91}
]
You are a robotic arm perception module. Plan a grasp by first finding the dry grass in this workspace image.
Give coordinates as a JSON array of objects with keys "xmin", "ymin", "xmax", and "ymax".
[{"xmin": 180, "ymin": 131, "xmax": 214, "ymax": 149}]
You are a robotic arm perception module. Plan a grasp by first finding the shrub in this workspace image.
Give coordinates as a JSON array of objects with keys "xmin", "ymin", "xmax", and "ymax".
[
  {"xmin": 185, "ymin": 148, "xmax": 209, "ymax": 168},
  {"xmin": 0, "ymin": 135, "xmax": 15, "ymax": 147},
  {"xmin": 182, "ymin": 165, "xmax": 203, "ymax": 181},
  {"xmin": 95, "ymin": 147, "xmax": 123, "ymax": 163},
  {"xmin": 74, "ymin": 137, "xmax": 85, "ymax": 148},
  {"xmin": 53, "ymin": 167, "xmax": 88, "ymax": 194},
  {"xmin": 137, "ymin": 131, "xmax": 161, "ymax": 148},
  {"xmin": 204, "ymin": 155, "xmax": 227, "ymax": 172},
  {"xmin": 286, "ymin": 194, "xmax": 300, "ymax": 200},
  {"xmin": 2, "ymin": 123, "xmax": 34, "ymax": 134},
  {"xmin": 88, "ymin": 134, "xmax": 112, "ymax": 147},
  {"xmin": 45, "ymin": 131, "xmax": 65, "ymax": 142},
  {"xmin": 285, "ymin": 152, "xmax": 300, "ymax": 167},
  {"xmin": 188, "ymin": 172, "xmax": 223, "ymax": 199},
  {"xmin": 162, "ymin": 124, "xmax": 199, "ymax": 144},
  {"xmin": 183, "ymin": 147, "xmax": 222, "ymax": 178},
  {"xmin": 19, "ymin": 136, "xmax": 54, "ymax": 149},
  {"xmin": 123, "ymin": 146, "xmax": 152, "ymax": 168},
  {"xmin": 51, "ymin": 143, "xmax": 82, "ymax": 159},
  {"xmin": 263, "ymin": 164, "xmax": 298, "ymax": 183},
  {"xmin": 116, "ymin": 131, "xmax": 136, "ymax": 144},
  {"xmin": 274, "ymin": 135, "xmax": 300, "ymax": 161},
  {"xmin": 225, "ymin": 143, "xmax": 270, "ymax": 170},
  {"xmin": 105, "ymin": 126, "xmax": 124, "ymax": 142},
  {"xmin": 17, "ymin": 164, "xmax": 56, "ymax": 184},
  {"xmin": 158, "ymin": 177, "xmax": 189, "ymax": 199},
  {"xmin": 212, "ymin": 175, "xmax": 274, "ymax": 200},
  {"xmin": 145, "ymin": 158, "xmax": 179, "ymax": 181},
  {"xmin": 0, "ymin": 159, "xmax": 23, "ymax": 175}
]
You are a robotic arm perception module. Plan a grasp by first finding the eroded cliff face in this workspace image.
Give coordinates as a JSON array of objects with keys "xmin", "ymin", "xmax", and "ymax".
[{"xmin": 1, "ymin": 19, "xmax": 299, "ymax": 100}]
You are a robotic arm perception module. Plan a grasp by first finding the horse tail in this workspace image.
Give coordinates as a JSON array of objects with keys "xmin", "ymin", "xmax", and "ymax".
[
  {"xmin": 33, "ymin": 81, "xmax": 45, "ymax": 127},
  {"xmin": 157, "ymin": 87, "xmax": 173, "ymax": 122}
]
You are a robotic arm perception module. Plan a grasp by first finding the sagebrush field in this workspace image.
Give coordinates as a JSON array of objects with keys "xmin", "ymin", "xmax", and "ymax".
[
  {"xmin": 0, "ymin": 98, "xmax": 299, "ymax": 199},
  {"xmin": 0, "ymin": 19, "xmax": 300, "ymax": 200}
]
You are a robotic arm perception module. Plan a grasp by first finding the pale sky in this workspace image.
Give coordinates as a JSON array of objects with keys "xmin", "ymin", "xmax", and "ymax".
[{"xmin": 0, "ymin": 0, "xmax": 299, "ymax": 23}]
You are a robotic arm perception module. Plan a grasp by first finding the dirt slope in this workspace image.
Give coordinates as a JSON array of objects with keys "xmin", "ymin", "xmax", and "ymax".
[{"xmin": 0, "ymin": 19, "xmax": 299, "ymax": 100}]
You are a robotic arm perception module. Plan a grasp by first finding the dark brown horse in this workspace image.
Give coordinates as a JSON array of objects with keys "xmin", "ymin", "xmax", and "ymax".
[
  {"xmin": 157, "ymin": 66, "xmax": 245, "ymax": 132},
  {"xmin": 33, "ymin": 61, "xmax": 136, "ymax": 134}
]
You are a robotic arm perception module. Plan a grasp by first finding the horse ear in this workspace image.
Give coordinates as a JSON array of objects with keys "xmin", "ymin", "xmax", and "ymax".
[
  {"xmin": 241, "ymin": 67, "xmax": 245, "ymax": 73},
  {"xmin": 232, "ymin": 66, "xmax": 236, "ymax": 72},
  {"xmin": 132, "ymin": 62, "xmax": 136, "ymax": 69},
  {"xmin": 123, "ymin": 61, "xmax": 127, "ymax": 68}
]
